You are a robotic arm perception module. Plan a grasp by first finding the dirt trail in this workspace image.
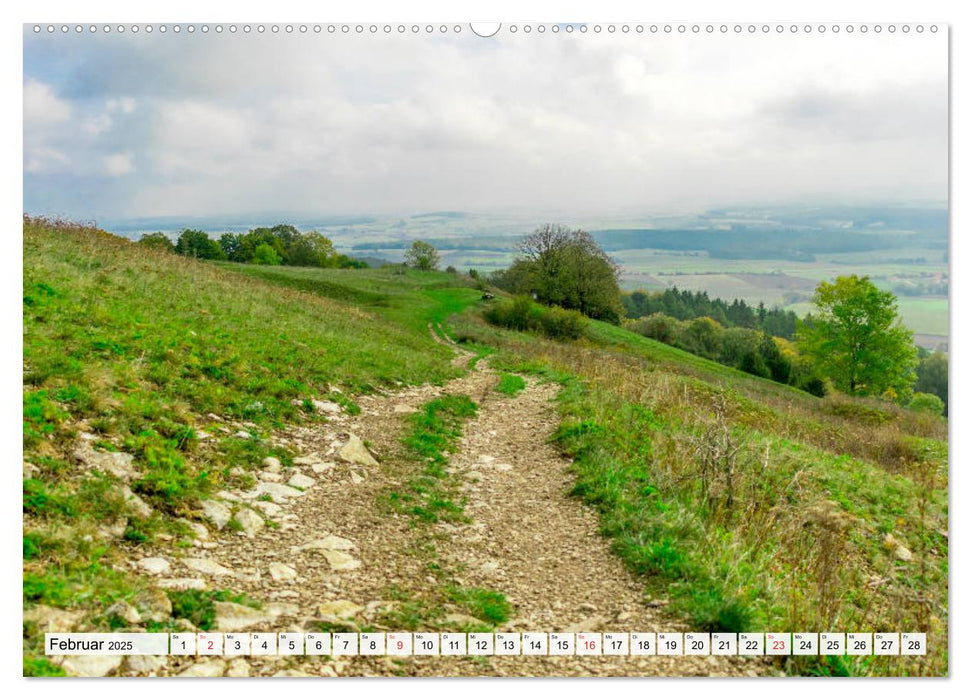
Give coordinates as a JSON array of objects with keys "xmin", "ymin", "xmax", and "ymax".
[{"xmin": 139, "ymin": 333, "xmax": 769, "ymax": 677}]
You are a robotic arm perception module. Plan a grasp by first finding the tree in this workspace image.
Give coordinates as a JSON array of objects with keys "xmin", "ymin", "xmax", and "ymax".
[
  {"xmin": 252, "ymin": 243, "xmax": 282, "ymax": 265},
  {"xmin": 797, "ymin": 275, "xmax": 917, "ymax": 397},
  {"xmin": 515, "ymin": 224, "xmax": 623, "ymax": 322},
  {"xmin": 915, "ymin": 349, "xmax": 948, "ymax": 414},
  {"xmin": 138, "ymin": 232, "xmax": 175, "ymax": 253},
  {"xmin": 404, "ymin": 240, "xmax": 440, "ymax": 271},
  {"xmin": 287, "ymin": 230, "xmax": 336, "ymax": 267},
  {"xmin": 175, "ymin": 229, "xmax": 226, "ymax": 260}
]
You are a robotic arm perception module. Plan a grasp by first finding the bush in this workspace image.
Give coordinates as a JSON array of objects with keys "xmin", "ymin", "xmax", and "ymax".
[
  {"xmin": 801, "ymin": 376, "xmax": 828, "ymax": 398},
  {"xmin": 483, "ymin": 296, "xmax": 588, "ymax": 341},
  {"xmin": 483, "ymin": 296, "xmax": 538, "ymax": 332},
  {"xmin": 539, "ymin": 306, "xmax": 588, "ymax": 340},
  {"xmin": 629, "ymin": 312, "xmax": 681, "ymax": 345},
  {"xmin": 908, "ymin": 392, "xmax": 945, "ymax": 416}
]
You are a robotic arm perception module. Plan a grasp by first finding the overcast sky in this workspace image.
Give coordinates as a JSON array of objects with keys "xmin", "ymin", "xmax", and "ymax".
[{"xmin": 23, "ymin": 26, "xmax": 948, "ymax": 220}]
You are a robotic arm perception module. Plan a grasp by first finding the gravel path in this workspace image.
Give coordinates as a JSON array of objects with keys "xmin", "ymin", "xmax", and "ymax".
[{"xmin": 131, "ymin": 332, "xmax": 770, "ymax": 677}]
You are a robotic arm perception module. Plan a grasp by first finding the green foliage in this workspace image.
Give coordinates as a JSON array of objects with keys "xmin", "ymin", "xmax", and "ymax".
[
  {"xmin": 404, "ymin": 240, "xmax": 441, "ymax": 271},
  {"xmin": 137, "ymin": 232, "xmax": 175, "ymax": 253},
  {"xmin": 495, "ymin": 373, "xmax": 526, "ymax": 397},
  {"xmin": 622, "ymin": 287, "xmax": 800, "ymax": 340},
  {"xmin": 175, "ymin": 229, "xmax": 226, "ymax": 260},
  {"xmin": 483, "ymin": 296, "xmax": 588, "ymax": 340},
  {"xmin": 494, "ymin": 224, "xmax": 623, "ymax": 322},
  {"xmin": 908, "ymin": 392, "xmax": 945, "ymax": 416},
  {"xmin": 915, "ymin": 349, "xmax": 947, "ymax": 414},
  {"xmin": 252, "ymin": 242, "xmax": 282, "ymax": 265},
  {"xmin": 798, "ymin": 275, "xmax": 918, "ymax": 397}
]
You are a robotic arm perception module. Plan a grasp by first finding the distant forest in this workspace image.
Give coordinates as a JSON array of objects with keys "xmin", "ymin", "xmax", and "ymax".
[{"xmin": 622, "ymin": 287, "xmax": 800, "ymax": 339}]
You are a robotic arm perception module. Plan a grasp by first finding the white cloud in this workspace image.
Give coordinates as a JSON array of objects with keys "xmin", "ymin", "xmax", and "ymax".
[
  {"xmin": 23, "ymin": 79, "xmax": 71, "ymax": 123},
  {"xmin": 23, "ymin": 31, "xmax": 947, "ymax": 218},
  {"xmin": 103, "ymin": 152, "xmax": 135, "ymax": 176},
  {"xmin": 25, "ymin": 147, "xmax": 69, "ymax": 174}
]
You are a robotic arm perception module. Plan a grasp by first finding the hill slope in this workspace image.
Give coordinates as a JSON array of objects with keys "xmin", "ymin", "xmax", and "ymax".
[{"xmin": 23, "ymin": 219, "xmax": 947, "ymax": 677}]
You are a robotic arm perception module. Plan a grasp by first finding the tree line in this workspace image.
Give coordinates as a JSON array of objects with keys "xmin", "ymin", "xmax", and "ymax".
[
  {"xmin": 138, "ymin": 224, "xmax": 368, "ymax": 269},
  {"xmin": 622, "ymin": 287, "xmax": 799, "ymax": 339}
]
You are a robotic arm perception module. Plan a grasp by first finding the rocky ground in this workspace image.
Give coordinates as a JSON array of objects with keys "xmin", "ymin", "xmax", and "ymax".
[{"xmin": 44, "ymin": 330, "xmax": 774, "ymax": 677}]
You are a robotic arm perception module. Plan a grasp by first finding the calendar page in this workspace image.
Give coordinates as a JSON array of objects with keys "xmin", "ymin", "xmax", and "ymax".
[{"xmin": 20, "ymin": 2, "xmax": 949, "ymax": 684}]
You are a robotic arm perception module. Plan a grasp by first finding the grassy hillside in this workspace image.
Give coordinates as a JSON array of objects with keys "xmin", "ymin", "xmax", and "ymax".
[
  {"xmin": 22, "ymin": 219, "xmax": 482, "ymax": 674},
  {"xmin": 23, "ymin": 218, "xmax": 947, "ymax": 677},
  {"xmin": 451, "ymin": 315, "xmax": 948, "ymax": 676}
]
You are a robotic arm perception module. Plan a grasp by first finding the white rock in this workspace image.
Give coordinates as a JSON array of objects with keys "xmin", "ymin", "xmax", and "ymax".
[
  {"xmin": 234, "ymin": 508, "xmax": 264, "ymax": 536},
  {"xmin": 310, "ymin": 461, "xmax": 336, "ymax": 474},
  {"xmin": 105, "ymin": 600, "xmax": 141, "ymax": 624},
  {"xmin": 259, "ymin": 471, "xmax": 283, "ymax": 482},
  {"xmin": 23, "ymin": 605, "xmax": 83, "ymax": 632},
  {"xmin": 225, "ymin": 658, "xmax": 250, "ymax": 677},
  {"xmin": 268, "ymin": 563, "xmax": 298, "ymax": 581},
  {"xmin": 293, "ymin": 535, "xmax": 356, "ymax": 552},
  {"xmin": 136, "ymin": 557, "xmax": 171, "ymax": 575},
  {"xmin": 339, "ymin": 434, "xmax": 378, "ymax": 467},
  {"xmin": 177, "ymin": 659, "xmax": 227, "ymax": 677},
  {"xmin": 261, "ymin": 456, "xmax": 282, "ymax": 473},
  {"xmin": 393, "ymin": 404, "xmax": 418, "ymax": 414},
  {"xmin": 313, "ymin": 400, "xmax": 343, "ymax": 414},
  {"xmin": 61, "ymin": 655, "xmax": 124, "ymax": 677},
  {"xmin": 157, "ymin": 578, "xmax": 207, "ymax": 591},
  {"xmin": 125, "ymin": 655, "xmax": 166, "ymax": 674},
  {"xmin": 74, "ymin": 444, "xmax": 140, "ymax": 481},
  {"xmin": 120, "ymin": 485, "xmax": 152, "ymax": 518},
  {"xmin": 177, "ymin": 518, "xmax": 209, "ymax": 541},
  {"xmin": 213, "ymin": 602, "xmax": 275, "ymax": 632},
  {"xmin": 234, "ymin": 430, "xmax": 252, "ymax": 439},
  {"xmin": 200, "ymin": 500, "xmax": 232, "ymax": 530},
  {"xmin": 288, "ymin": 473, "xmax": 316, "ymax": 489},
  {"xmin": 350, "ymin": 471, "xmax": 366, "ymax": 484},
  {"xmin": 252, "ymin": 500, "xmax": 283, "ymax": 517},
  {"xmin": 322, "ymin": 550, "xmax": 361, "ymax": 571},
  {"xmin": 240, "ymin": 482, "xmax": 303, "ymax": 504},
  {"xmin": 182, "ymin": 558, "xmax": 234, "ymax": 577},
  {"xmin": 480, "ymin": 561, "xmax": 500, "ymax": 574}
]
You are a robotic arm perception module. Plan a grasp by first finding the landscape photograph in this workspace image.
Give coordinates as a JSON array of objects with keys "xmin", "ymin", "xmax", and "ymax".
[{"xmin": 22, "ymin": 22, "xmax": 948, "ymax": 679}]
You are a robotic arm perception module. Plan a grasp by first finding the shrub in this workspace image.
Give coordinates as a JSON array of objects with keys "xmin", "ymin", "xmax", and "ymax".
[
  {"xmin": 908, "ymin": 392, "xmax": 945, "ymax": 416},
  {"xmin": 483, "ymin": 296, "xmax": 588, "ymax": 340},
  {"xmin": 629, "ymin": 312, "xmax": 681, "ymax": 345},
  {"xmin": 801, "ymin": 376, "xmax": 828, "ymax": 398},
  {"xmin": 539, "ymin": 306, "xmax": 588, "ymax": 340},
  {"xmin": 483, "ymin": 296, "xmax": 538, "ymax": 332}
]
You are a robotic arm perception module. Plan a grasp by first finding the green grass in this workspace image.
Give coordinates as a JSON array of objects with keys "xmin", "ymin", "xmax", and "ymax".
[
  {"xmin": 22, "ymin": 218, "xmax": 483, "ymax": 675},
  {"xmin": 23, "ymin": 218, "xmax": 948, "ymax": 677},
  {"xmin": 387, "ymin": 395, "xmax": 478, "ymax": 524},
  {"xmin": 453, "ymin": 310, "xmax": 947, "ymax": 676},
  {"xmin": 167, "ymin": 589, "xmax": 262, "ymax": 631},
  {"xmin": 495, "ymin": 373, "xmax": 526, "ymax": 397}
]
